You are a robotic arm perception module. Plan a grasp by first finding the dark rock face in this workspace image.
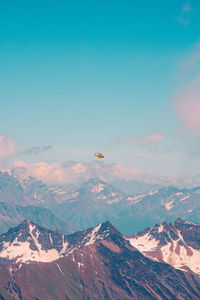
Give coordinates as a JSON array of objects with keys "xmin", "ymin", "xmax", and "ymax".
[
  {"xmin": 174, "ymin": 219, "xmax": 200, "ymax": 250},
  {"xmin": 132, "ymin": 219, "xmax": 200, "ymax": 250},
  {"xmin": 0, "ymin": 220, "xmax": 200, "ymax": 299}
]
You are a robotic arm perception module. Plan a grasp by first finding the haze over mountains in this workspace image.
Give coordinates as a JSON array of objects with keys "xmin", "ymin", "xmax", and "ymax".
[
  {"xmin": 0, "ymin": 169, "xmax": 200, "ymax": 235},
  {"xmin": 0, "ymin": 169, "xmax": 200, "ymax": 299},
  {"xmin": 0, "ymin": 219, "xmax": 200, "ymax": 299}
]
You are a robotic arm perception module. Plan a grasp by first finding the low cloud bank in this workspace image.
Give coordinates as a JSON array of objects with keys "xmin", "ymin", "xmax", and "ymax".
[{"xmin": 10, "ymin": 159, "xmax": 200, "ymax": 188}]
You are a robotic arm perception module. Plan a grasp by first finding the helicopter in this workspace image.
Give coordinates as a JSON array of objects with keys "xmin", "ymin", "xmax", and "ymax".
[{"xmin": 94, "ymin": 153, "xmax": 104, "ymax": 159}]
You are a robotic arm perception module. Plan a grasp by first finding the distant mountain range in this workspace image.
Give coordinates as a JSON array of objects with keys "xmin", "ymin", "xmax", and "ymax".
[
  {"xmin": 52, "ymin": 177, "xmax": 129, "ymax": 230},
  {"xmin": 0, "ymin": 202, "xmax": 75, "ymax": 235},
  {"xmin": 111, "ymin": 178, "xmax": 163, "ymax": 194},
  {"xmin": 0, "ymin": 170, "xmax": 62, "ymax": 206},
  {"xmin": 0, "ymin": 219, "xmax": 200, "ymax": 299},
  {"xmin": 52, "ymin": 177, "xmax": 200, "ymax": 234},
  {"xmin": 1, "ymin": 170, "xmax": 200, "ymax": 235}
]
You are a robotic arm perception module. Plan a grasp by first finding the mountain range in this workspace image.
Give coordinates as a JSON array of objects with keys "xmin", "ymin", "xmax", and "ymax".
[
  {"xmin": 1, "ymin": 170, "xmax": 200, "ymax": 235},
  {"xmin": 0, "ymin": 219, "xmax": 200, "ymax": 299},
  {"xmin": 51, "ymin": 177, "xmax": 200, "ymax": 234}
]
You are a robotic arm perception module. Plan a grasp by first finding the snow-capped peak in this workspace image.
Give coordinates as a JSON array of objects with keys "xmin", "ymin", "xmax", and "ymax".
[
  {"xmin": 0, "ymin": 221, "xmax": 113, "ymax": 264},
  {"xmin": 127, "ymin": 220, "xmax": 200, "ymax": 275}
]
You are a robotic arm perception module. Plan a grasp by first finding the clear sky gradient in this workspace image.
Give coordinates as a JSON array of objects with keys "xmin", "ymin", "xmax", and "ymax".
[{"xmin": 1, "ymin": 1, "xmax": 200, "ymax": 185}]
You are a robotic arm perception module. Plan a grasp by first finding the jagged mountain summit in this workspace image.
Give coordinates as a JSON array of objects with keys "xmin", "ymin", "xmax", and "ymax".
[
  {"xmin": 0, "ymin": 220, "xmax": 119, "ymax": 264},
  {"xmin": 0, "ymin": 220, "xmax": 200, "ymax": 299},
  {"xmin": 127, "ymin": 218, "xmax": 200, "ymax": 275},
  {"xmin": 53, "ymin": 177, "xmax": 129, "ymax": 230}
]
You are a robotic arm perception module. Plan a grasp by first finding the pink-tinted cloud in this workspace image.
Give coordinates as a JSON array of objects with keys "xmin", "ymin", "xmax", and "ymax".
[
  {"xmin": 70, "ymin": 162, "xmax": 86, "ymax": 174},
  {"xmin": 0, "ymin": 134, "xmax": 17, "ymax": 158},
  {"xmin": 126, "ymin": 131, "xmax": 166, "ymax": 146},
  {"xmin": 173, "ymin": 40, "xmax": 200, "ymax": 131},
  {"xmin": 143, "ymin": 131, "xmax": 166, "ymax": 143},
  {"xmin": 13, "ymin": 161, "xmax": 70, "ymax": 185},
  {"xmin": 12, "ymin": 160, "xmax": 142, "ymax": 185},
  {"xmin": 174, "ymin": 78, "xmax": 200, "ymax": 130},
  {"xmin": 13, "ymin": 160, "xmax": 112, "ymax": 185},
  {"xmin": 10, "ymin": 159, "xmax": 200, "ymax": 188}
]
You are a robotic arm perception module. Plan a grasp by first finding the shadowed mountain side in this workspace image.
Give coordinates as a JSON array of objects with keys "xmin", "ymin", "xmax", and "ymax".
[{"xmin": 0, "ymin": 202, "xmax": 76, "ymax": 234}]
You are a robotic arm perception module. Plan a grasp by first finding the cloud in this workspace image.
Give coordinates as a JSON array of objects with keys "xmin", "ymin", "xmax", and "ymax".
[
  {"xmin": 13, "ymin": 161, "xmax": 70, "ymax": 185},
  {"xmin": 173, "ymin": 42, "xmax": 200, "ymax": 131},
  {"xmin": 22, "ymin": 145, "xmax": 52, "ymax": 155},
  {"xmin": 177, "ymin": 2, "xmax": 192, "ymax": 25},
  {"xmin": 63, "ymin": 160, "xmax": 115, "ymax": 181},
  {"xmin": 12, "ymin": 160, "xmax": 142, "ymax": 185},
  {"xmin": 0, "ymin": 134, "xmax": 17, "ymax": 158},
  {"xmin": 10, "ymin": 159, "xmax": 200, "ymax": 188},
  {"xmin": 126, "ymin": 131, "xmax": 166, "ymax": 146},
  {"xmin": 143, "ymin": 131, "xmax": 166, "ymax": 143},
  {"xmin": 12, "ymin": 160, "xmax": 112, "ymax": 185},
  {"xmin": 174, "ymin": 86, "xmax": 200, "ymax": 130},
  {"xmin": 70, "ymin": 162, "xmax": 86, "ymax": 174},
  {"xmin": 182, "ymin": 2, "xmax": 191, "ymax": 13}
]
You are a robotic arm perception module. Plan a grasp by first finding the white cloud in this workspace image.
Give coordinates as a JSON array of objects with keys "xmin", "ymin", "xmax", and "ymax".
[
  {"xmin": 13, "ymin": 161, "xmax": 71, "ymax": 185},
  {"xmin": 9, "ymin": 159, "xmax": 200, "ymax": 188},
  {"xmin": 0, "ymin": 134, "xmax": 17, "ymax": 158},
  {"xmin": 12, "ymin": 160, "xmax": 142, "ymax": 185}
]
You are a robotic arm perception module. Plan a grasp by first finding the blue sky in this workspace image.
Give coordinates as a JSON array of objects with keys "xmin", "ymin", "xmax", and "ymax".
[{"xmin": 1, "ymin": 1, "xmax": 200, "ymax": 185}]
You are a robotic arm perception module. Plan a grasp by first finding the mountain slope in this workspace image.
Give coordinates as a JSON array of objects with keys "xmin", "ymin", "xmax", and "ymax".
[
  {"xmin": 0, "ymin": 220, "xmax": 200, "ymax": 299},
  {"xmin": 121, "ymin": 186, "xmax": 200, "ymax": 234},
  {"xmin": 53, "ymin": 178, "xmax": 129, "ymax": 230},
  {"xmin": 127, "ymin": 219, "xmax": 200, "ymax": 275},
  {"xmin": 0, "ymin": 170, "xmax": 65, "ymax": 206},
  {"xmin": 0, "ymin": 202, "xmax": 75, "ymax": 234}
]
